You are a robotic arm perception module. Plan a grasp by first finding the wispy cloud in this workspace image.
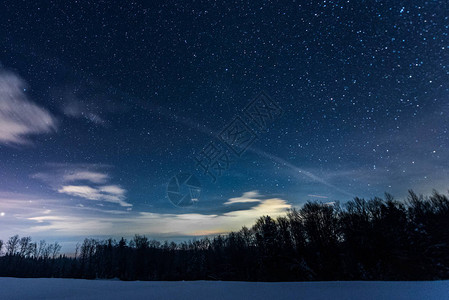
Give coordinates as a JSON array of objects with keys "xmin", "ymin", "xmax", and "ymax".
[
  {"xmin": 0, "ymin": 69, "xmax": 57, "ymax": 145},
  {"xmin": 62, "ymin": 97, "xmax": 106, "ymax": 125},
  {"xmin": 32, "ymin": 164, "xmax": 111, "ymax": 186},
  {"xmin": 308, "ymin": 194, "xmax": 329, "ymax": 199},
  {"xmin": 50, "ymin": 80, "xmax": 129, "ymax": 126},
  {"xmin": 224, "ymin": 190, "xmax": 262, "ymax": 205},
  {"xmin": 57, "ymin": 185, "xmax": 131, "ymax": 207},
  {"xmin": 32, "ymin": 164, "xmax": 132, "ymax": 207},
  {"xmin": 63, "ymin": 171, "xmax": 109, "ymax": 184}
]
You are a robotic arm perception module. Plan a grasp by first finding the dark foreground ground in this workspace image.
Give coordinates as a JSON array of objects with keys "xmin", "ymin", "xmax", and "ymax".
[{"xmin": 0, "ymin": 278, "xmax": 448, "ymax": 300}]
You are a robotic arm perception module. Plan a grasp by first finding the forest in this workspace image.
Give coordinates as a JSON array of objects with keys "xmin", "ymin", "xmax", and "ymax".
[{"xmin": 0, "ymin": 190, "xmax": 448, "ymax": 281}]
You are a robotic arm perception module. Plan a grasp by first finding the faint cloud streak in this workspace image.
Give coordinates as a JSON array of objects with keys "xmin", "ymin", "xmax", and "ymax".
[{"xmin": 0, "ymin": 69, "xmax": 57, "ymax": 145}]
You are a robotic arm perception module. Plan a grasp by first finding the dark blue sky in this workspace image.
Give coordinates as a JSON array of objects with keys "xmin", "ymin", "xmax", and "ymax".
[{"xmin": 0, "ymin": 0, "xmax": 448, "ymax": 249}]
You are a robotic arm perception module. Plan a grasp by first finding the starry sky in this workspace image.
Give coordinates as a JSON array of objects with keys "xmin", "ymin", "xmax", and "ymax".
[{"xmin": 1, "ymin": 0, "xmax": 448, "ymax": 250}]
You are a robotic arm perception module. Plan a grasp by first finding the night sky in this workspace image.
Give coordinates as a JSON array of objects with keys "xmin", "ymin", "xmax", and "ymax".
[{"xmin": 1, "ymin": 1, "xmax": 448, "ymax": 249}]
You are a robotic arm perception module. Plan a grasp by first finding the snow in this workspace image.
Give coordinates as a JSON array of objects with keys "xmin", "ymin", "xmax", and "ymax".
[{"xmin": 0, "ymin": 278, "xmax": 448, "ymax": 300}]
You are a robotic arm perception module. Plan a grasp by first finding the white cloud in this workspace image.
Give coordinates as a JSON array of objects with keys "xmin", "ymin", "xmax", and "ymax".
[
  {"xmin": 57, "ymin": 185, "xmax": 99, "ymax": 200},
  {"xmin": 224, "ymin": 190, "xmax": 262, "ymax": 205},
  {"xmin": 99, "ymin": 185, "xmax": 125, "ymax": 195},
  {"xmin": 0, "ymin": 70, "xmax": 57, "ymax": 145},
  {"xmin": 57, "ymin": 184, "xmax": 131, "ymax": 207}
]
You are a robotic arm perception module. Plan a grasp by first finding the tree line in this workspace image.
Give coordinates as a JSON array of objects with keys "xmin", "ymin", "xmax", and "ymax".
[{"xmin": 0, "ymin": 190, "xmax": 448, "ymax": 281}]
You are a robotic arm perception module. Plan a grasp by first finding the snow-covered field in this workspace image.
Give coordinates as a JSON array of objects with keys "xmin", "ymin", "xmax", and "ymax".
[{"xmin": 0, "ymin": 278, "xmax": 448, "ymax": 300}]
